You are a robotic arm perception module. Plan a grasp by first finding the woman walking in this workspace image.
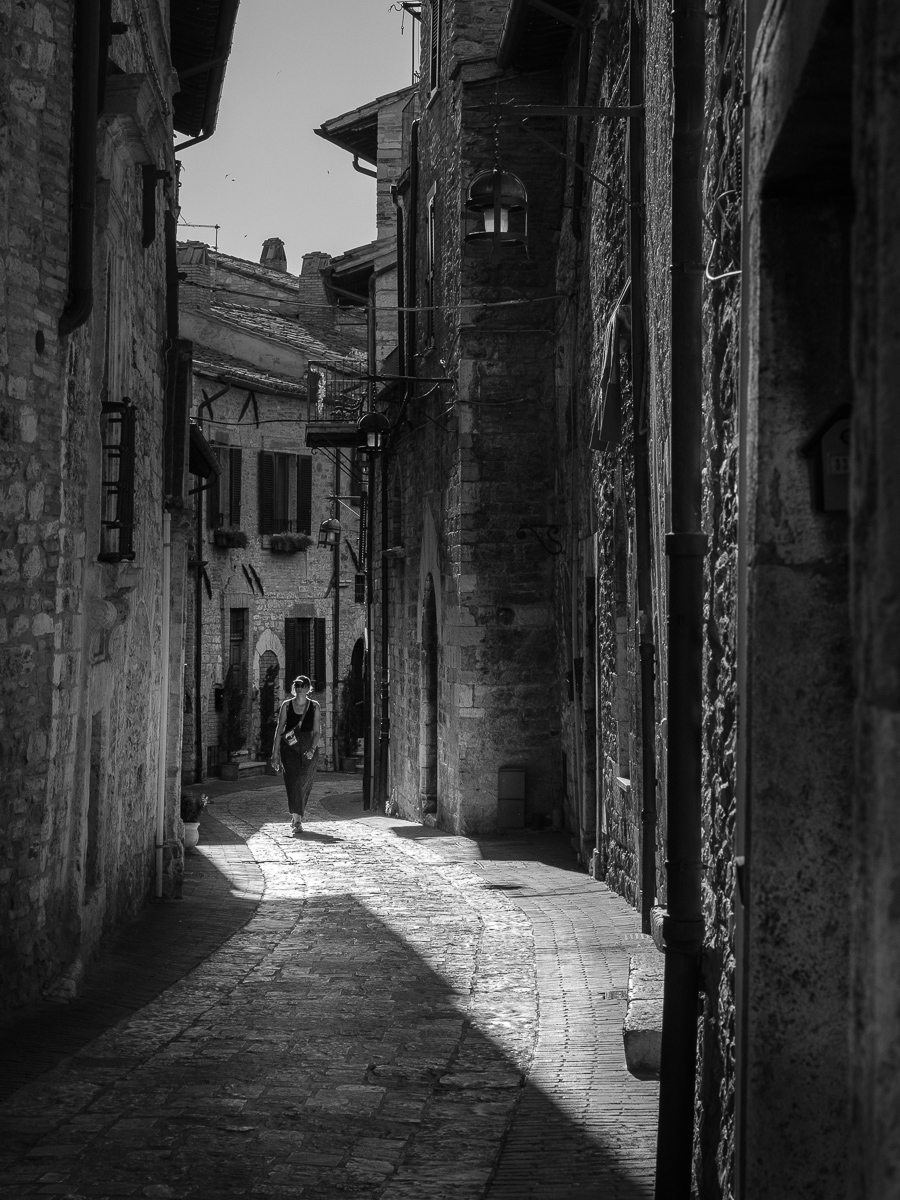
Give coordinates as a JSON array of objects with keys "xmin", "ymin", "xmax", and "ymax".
[{"xmin": 271, "ymin": 675, "xmax": 321, "ymax": 834}]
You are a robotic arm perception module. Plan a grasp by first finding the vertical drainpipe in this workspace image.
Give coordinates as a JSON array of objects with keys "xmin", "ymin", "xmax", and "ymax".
[
  {"xmin": 333, "ymin": 451, "xmax": 341, "ymax": 772},
  {"xmin": 734, "ymin": 3, "xmax": 763, "ymax": 1193},
  {"xmin": 58, "ymin": 0, "xmax": 102, "ymax": 337},
  {"xmin": 194, "ymin": 477, "xmax": 205, "ymax": 784},
  {"xmin": 628, "ymin": 0, "xmax": 658, "ymax": 934},
  {"xmin": 378, "ymin": 193, "xmax": 405, "ymax": 809},
  {"xmin": 654, "ymin": 0, "xmax": 707, "ymax": 1194},
  {"xmin": 363, "ymin": 273, "xmax": 377, "ymax": 810},
  {"xmin": 155, "ymin": 513, "xmax": 172, "ymax": 898}
]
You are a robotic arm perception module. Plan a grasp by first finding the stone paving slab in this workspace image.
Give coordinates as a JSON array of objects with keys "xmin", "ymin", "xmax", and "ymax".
[{"xmin": 0, "ymin": 777, "xmax": 658, "ymax": 1198}]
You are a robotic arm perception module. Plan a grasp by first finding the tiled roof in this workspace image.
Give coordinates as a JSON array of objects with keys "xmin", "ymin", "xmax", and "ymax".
[
  {"xmin": 192, "ymin": 348, "xmax": 307, "ymax": 397},
  {"xmin": 209, "ymin": 303, "xmax": 365, "ymax": 363}
]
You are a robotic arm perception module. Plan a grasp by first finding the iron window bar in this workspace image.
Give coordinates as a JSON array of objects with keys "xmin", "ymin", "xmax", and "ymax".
[{"xmin": 99, "ymin": 400, "xmax": 136, "ymax": 562}]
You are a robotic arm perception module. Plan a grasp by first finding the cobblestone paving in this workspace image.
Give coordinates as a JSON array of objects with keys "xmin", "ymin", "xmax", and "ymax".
[{"xmin": 0, "ymin": 778, "xmax": 658, "ymax": 1199}]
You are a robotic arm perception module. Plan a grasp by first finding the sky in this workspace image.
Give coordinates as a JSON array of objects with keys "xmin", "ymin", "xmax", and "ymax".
[{"xmin": 176, "ymin": 1, "xmax": 418, "ymax": 267}]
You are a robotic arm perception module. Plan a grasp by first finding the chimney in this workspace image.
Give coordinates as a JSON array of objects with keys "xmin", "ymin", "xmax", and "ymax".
[
  {"xmin": 298, "ymin": 251, "xmax": 332, "ymax": 311},
  {"xmin": 260, "ymin": 237, "xmax": 287, "ymax": 273}
]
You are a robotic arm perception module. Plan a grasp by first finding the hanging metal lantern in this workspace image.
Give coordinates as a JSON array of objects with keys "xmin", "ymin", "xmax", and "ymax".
[
  {"xmin": 465, "ymin": 168, "xmax": 528, "ymax": 247},
  {"xmin": 317, "ymin": 517, "xmax": 342, "ymax": 548},
  {"xmin": 357, "ymin": 411, "xmax": 391, "ymax": 452}
]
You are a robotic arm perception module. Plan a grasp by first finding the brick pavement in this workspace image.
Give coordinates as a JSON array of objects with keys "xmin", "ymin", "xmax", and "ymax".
[{"xmin": 0, "ymin": 777, "xmax": 658, "ymax": 1198}]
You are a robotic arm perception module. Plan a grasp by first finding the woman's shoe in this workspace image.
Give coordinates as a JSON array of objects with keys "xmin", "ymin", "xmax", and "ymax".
[{"xmin": 290, "ymin": 815, "xmax": 302, "ymax": 834}]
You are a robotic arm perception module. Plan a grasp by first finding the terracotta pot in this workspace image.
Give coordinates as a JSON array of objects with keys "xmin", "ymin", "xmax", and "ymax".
[{"xmin": 183, "ymin": 821, "xmax": 200, "ymax": 853}]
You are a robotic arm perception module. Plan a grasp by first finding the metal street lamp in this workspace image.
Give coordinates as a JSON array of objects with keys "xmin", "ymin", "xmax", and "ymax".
[
  {"xmin": 357, "ymin": 410, "xmax": 391, "ymax": 451},
  {"xmin": 464, "ymin": 169, "xmax": 528, "ymax": 247},
  {"xmin": 317, "ymin": 517, "xmax": 342, "ymax": 549}
]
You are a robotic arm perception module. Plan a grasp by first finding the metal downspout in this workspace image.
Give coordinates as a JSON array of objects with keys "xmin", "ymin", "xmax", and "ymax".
[
  {"xmin": 654, "ymin": 0, "xmax": 707, "ymax": 1193},
  {"xmin": 377, "ymin": 194, "xmax": 406, "ymax": 810},
  {"xmin": 333, "ymin": 451, "xmax": 341, "ymax": 772},
  {"xmin": 363, "ymin": 274, "xmax": 377, "ymax": 810},
  {"xmin": 734, "ymin": 2, "xmax": 762, "ymax": 1193},
  {"xmin": 59, "ymin": 0, "xmax": 102, "ymax": 338},
  {"xmin": 628, "ymin": 0, "xmax": 658, "ymax": 935},
  {"xmin": 155, "ymin": 513, "xmax": 172, "ymax": 898}
]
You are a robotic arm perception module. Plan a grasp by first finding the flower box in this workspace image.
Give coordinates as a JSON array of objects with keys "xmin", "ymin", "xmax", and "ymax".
[
  {"xmin": 213, "ymin": 527, "xmax": 248, "ymax": 549},
  {"xmin": 270, "ymin": 531, "xmax": 314, "ymax": 554}
]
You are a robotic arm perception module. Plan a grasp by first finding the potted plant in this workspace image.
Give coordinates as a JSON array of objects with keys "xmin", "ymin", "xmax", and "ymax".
[
  {"xmin": 269, "ymin": 531, "xmax": 314, "ymax": 554},
  {"xmin": 180, "ymin": 792, "xmax": 208, "ymax": 852},
  {"xmin": 213, "ymin": 526, "xmax": 248, "ymax": 549},
  {"xmin": 218, "ymin": 668, "xmax": 246, "ymax": 779}
]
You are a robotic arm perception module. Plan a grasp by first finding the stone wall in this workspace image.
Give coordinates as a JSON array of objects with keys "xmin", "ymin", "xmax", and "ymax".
[
  {"xmin": 181, "ymin": 383, "xmax": 366, "ymax": 779},
  {"xmin": 0, "ymin": 1, "xmax": 185, "ymax": 1011},
  {"xmin": 382, "ymin": 5, "xmax": 565, "ymax": 833}
]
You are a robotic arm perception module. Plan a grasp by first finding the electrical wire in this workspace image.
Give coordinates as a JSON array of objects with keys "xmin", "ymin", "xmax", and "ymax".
[{"xmin": 180, "ymin": 278, "xmax": 572, "ymax": 314}]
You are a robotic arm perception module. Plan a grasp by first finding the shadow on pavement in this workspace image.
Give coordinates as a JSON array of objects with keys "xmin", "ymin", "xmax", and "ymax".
[
  {"xmin": 0, "ymin": 810, "xmax": 260, "ymax": 1103},
  {"xmin": 0, "ymin": 790, "xmax": 656, "ymax": 1199}
]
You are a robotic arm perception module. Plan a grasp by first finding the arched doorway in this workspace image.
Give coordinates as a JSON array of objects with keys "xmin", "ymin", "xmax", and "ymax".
[
  {"xmin": 420, "ymin": 574, "xmax": 438, "ymax": 815},
  {"xmin": 258, "ymin": 650, "xmax": 279, "ymax": 759}
]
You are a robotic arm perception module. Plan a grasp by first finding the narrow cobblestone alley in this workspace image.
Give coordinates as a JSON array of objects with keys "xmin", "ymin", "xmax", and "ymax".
[{"xmin": 0, "ymin": 778, "xmax": 658, "ymax": 1199}]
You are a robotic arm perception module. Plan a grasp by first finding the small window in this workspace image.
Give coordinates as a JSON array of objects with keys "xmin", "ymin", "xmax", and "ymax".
[
  {"xmin": 428, "ymin": 0, "xmax": 443, "ymax": 94},
  {"xmin": 426, "ymin": 186, "xmax": 437, "ymax": 341},
  {"xmin": 354, "ymin": 573, "xmax": 366, "ymax": 604},
  {"xmin": 259, "ymin": 451, "xmax": 312, "ymax": 535},
  {"xmin": 391, "ymin": 470, "xmax": 403, "ymax": 547},
  {"xmin": 99, "ymin": 400, "xmax": 136, "ymax": 562}
]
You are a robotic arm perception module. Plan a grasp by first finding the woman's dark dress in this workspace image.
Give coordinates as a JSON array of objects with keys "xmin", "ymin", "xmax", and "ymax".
[{"xmin": 280, "ymin": 699, "xmax": 319, "ymax": 816}]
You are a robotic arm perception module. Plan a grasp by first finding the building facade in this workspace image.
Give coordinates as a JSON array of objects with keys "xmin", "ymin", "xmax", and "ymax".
[
  {"xmin": 178, "ymin": 241, "xmax": 368, "ymax": 779},
  {"xmin": 325, "ymin": 0, "xmax": 900, "ymax": 1194},
  {"xmin": 0, "ymin": 0, "xmax": 238, "ymax": 1012}
]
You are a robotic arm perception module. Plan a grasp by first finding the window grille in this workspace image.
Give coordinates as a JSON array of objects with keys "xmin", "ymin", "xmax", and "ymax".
[{"xmin": 99, "ymin": 400, "xmax": 136, "ymax": 562}]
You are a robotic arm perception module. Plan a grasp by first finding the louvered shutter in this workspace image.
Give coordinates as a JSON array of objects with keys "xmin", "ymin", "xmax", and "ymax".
[
  {"xmin": 313, "ymin": 618, "xmax": 326, "ymax": 692},
  {"xmin": 284, "ymin": 617, "xmax": 299, "ymax": 689},
  {"xmin": 299, "ymin": 619, "xmax": 312, "ymax": 678},
  {"xmin": 297, "ymin": 455, "xmax": 312, "ymax": 534},
  {"xmin": 259, "ymin": 450, "xmax": 274, "ymax": 534},
  {"xmin": 429, "ymin": 0, "xmax": 442, "ymax": 91},
  {"xmin": 229, "ymin": 448, "xmax": 242, "ymax": 526},
  {"xmin": 207, "ymin": 447, "xmax": 221, "ymax": 528}
]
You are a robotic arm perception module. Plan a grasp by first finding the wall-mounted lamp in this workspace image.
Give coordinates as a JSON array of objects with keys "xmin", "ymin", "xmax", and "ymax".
[
  {"xmin": 465, "ymin": 169, "xmax": 528, "ymax": 248},
  {"xmin": 516, "ymin": 524, "xmax": 564, "ymax": 555},
  {"xmin": 317, "ymin": 517, "xmax": 342, "ymax": 549},
  {"xmin": 357, "ymin": 411, "xmax": 391, "ymax": 452}
]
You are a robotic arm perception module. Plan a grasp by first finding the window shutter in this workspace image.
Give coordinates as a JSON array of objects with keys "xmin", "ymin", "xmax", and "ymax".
[
  {"xmin": 206, "ymin": 447, "xmax": 221, "ymax": 529},
  {"xmin": 229, "ymin": 448, "xmax": 242, "ymax": 526},
  {"xmin": 259, "ymin": 450, "xmax": 274, "ymax": 534},
  {"xmin": 429, "ymin": 0, "xmax": 442, "ymax": 91},
  {"xmin": 299, "ymin": 618, "xmax": 312, "ymax": 678},
  {"xmin": 297, "ymin": 455, "xmax": 312, "ymax": 534},
  {"xmin": 313, "ymin": 618, "xmax": 326, "ymax": 691},
  {"xmin": 284, "ymin": 617, "xmax": 299, "ymax": 689}
]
